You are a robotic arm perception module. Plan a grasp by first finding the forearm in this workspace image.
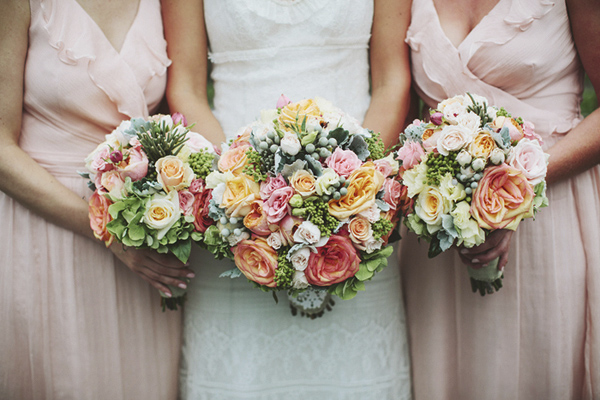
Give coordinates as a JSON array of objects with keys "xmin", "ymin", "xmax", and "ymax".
[
  {"xmin": 545, "ymin": 107, "xmax": 600, "ymax": 185},
  {"xmin": 0, "ymin": 142, "xmax": 94, "ymax": 240}
]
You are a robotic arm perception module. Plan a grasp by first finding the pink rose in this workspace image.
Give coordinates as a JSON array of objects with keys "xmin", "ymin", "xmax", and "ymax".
[
  {"xmin": 192, "ymin": 188, "xmax": 213, "ymax": 233},
  {"xmin": 260, "ymin": 175, "xmax": 288, "ymax": 200},
  {"xmin": 305, "ymin": 234, "xmax": 360, "ymax": 286},
  {"xmin": 264, "ymin": 186, "xmax": 294, "ymax": 224},
  {"xmin": 185, "ymin": 131, "xmax": 213, "ymax": 152},
  {"xmin": 471, "ymin": 164, "xmax": 535, "ymax": 231},
  {"xmin": 117, "ymin": 144, "xmax": 148, "ymax": 182},
  {"xmin": 383, "ymin": 178, "xmax": 402, "ymax": 210},
  {"xmin": 325, "ymin": 147, "xmax": 363, "ymax": 178},
  {"xmin": 373, "ymin": 159, "xmax": 393, "ymax": 177},
  {"xmin": 509, "ymin": 138, "xmax": 548, "ymax": 185},
  {"xmin": 88, "ymin": 191, "xmax": 114, "ymax": 246},
  {"xmin": 90, "ymin": 145, "xmax": 113, "ymax": 173},
  {"xmin": 397, "ymin": 141, "xmax": 425, "ymax": 170},
  {"xmin": 189, "ymin": 178, "xmax": 205, "ymax": 194},
  {"xmin": 233, "ymin": 238, "xmax": 278, "ymax": 288},
  {"xmin": 522, "ymin": 121, "xmax": 543, "ymax": 144},
  {"xmin": 172, "ymin": 112, "xmax": 187, "ymax": 126},
  {"xmin": 178, "ymin": 190, "xmax": 195, "ymax": 216}
]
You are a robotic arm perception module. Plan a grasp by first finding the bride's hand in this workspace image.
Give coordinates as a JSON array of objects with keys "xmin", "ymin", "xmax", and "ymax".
[
  {"xmin": 457, "ymin": 229, "xmax": 514, "ymax": 271},
  {"xmin": 109, "ymin": 244, "xmax": 195, "ymax": 297}
]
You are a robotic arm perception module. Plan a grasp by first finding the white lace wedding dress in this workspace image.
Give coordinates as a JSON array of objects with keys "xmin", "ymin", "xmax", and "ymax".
[{"xmin": 180, "ymin": 1, "xmax": 412, "ymax": 399}]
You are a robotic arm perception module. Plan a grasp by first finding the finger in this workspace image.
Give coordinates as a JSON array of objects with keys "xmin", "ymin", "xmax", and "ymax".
[
  {"xmin": 144, "ymin": 250, "xmax": 189, "ymax": 269},
  {"xmin": 498, "ymin": 250, "xmax": 509, "ymax": 272},
  {"xmin": 459, "ymin": 252, "xmax": 482, "ymax": 268},
  {"xmin": 139, "ymin": 273, "xmax": 173, "ymax": 297},
  {"xmin": 143, "ymin": 258, "xmax": 196, "ymax": 279},
  {"xmin": 142, "ymin": 268, "xmax": 188, "ymax": 290}
]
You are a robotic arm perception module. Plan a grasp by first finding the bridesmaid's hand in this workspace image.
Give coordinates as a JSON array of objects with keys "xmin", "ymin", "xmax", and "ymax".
[
  {"xmin": 457, "ymin": 229, "xmax": 514, "ymax": 271},
  {"xmin": 109, "ymin": 244, "xmax": 195, "ymax": 297}
]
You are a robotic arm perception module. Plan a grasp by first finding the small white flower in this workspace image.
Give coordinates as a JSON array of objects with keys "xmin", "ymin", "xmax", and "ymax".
[
  {"xmin": 293, "ymin": 221, "xmax": 322, "ymax": 245},
  {"xmin": 487, "ymin": 106, "xmax": 497, "ymax": 120},
  {"xmin": 281, "ymin": 132, "xmax": 302, "ymax": 156},
  {"xmin": 456, "ymin": 149, "xmax": 473, "ymax": 167},
  {"xmin": 314, "ymin": 168, "xmax": 341, "ymax": 196},
  {"xmin": 471, "ymin": 158, "xmax": 486, "ymax": 171},
  {"xmin": 355, "ymin": 238, "xmax": 384, "ymax": 254},
  {"xmin": 267, "ymin": 232, "xmax": 283, "ymax": 250},
  {"xmin": 228, "ymin": 231, "xmax": 249, "ymax": 246},
  {"xmin": 159, "ymin": 114, "xmax": 174, "ymax": 129},
  {"xmin": 290, "ymin": 247, "xmax": 311, "ymax": 271},
  {"xmin": 489, "ymin": 148, "xmax": 506, "ymax": 165},
  {"xmin": 358, "ymin": 203, "xmax": 381, "ymax": 223},
  {"xmin": 292, "ymin": 271, "xmax": 310, "ymax": 289}
]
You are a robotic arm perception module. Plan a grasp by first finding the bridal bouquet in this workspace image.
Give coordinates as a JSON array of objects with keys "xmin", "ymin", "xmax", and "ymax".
[
  {"xmin": 202, "ymin": 96, "xmax": 401, "ymax": 316},
  {"xmin": 82, "ymin": 113, "xmax": 216, "ymax": 310},
  {"xmin": 397, "ymin": 93, "xmax": 549, "ymax": 295}
]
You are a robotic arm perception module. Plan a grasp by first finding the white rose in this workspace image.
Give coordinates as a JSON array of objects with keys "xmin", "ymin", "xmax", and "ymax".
[
  {"xmin": 456, "ymin": 149, "xmax": 473, "ymax": 167},
  {"xmin": 402, "ymin": 160, "xmax": 428, "ymax": 198},
  {"xmin": 451, "ymin": 201, "xmax": 473, "ymax": 231},
  {"xmin": 281, "ymin": 132, "xmax": 302, "ymax": 156},
  {"xmin": 290, "ymin": 247, "xmax": 311, "ymax": 271},
  {"xmin": 205, "ymin": 170, "xmax": 231, "ymax": 189},
  {"xmin": 437, "ymin": 125, "xmax": 476, "ymax": 156},
  {"xmin": 267, "ymin": 232, "xmax": 283, "ymax": 250},
  {"xmin": 509, "ymin": 138, "xmax": 549, "ymax": 185},
  {"xmin": 107, "ymin": 120, "xmax": 134, "ymax": 148},
  {"xmin": 489, "ymin": 147, "xmax": 506, "ymax": 165},
  {"xmin": 315, "ymin": 168, "xmax": 341, "ymax": 196},
  {"xmin": 414, "ymin": 186, "xmax": 451, "ymax": 233},
  {"xmin": 159, "ymin": 114, "xmax": 174, "ymax": 128},
  {"xmin": 458, "ymin": 219, "xmax": 486, "ymax": 248},
  {"xmin": 487, "ymin": 106, "xmax": 498, "ymax": 120},
  {"xmin": 293, "ymin": 221, "xmax": 322, "ymax": 245},
  {"xmin": 439, "ymin": 95, "xmax": 468, "ymax": 122},
  {"xmin": 292, "ymin": 271, "xmax": 310, "ymax": 289},
  {"xmin": 456, "ymin": 112, "xmax": 481, "ymax": 132},
  {"xmin": 143, "ymin": 190, "xmax": 181, "ymax": 239}
]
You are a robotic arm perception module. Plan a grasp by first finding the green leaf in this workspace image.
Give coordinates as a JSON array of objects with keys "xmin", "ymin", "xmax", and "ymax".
[
  {"xmin": 428, "ymin": 236, "xmax": 443, "ymax": 258},
  {"xmin": 191, "ymin": 232, "xmax": 203, "ymax": 242},
  {"xmin": 366, "ymin": 258, "xmax": 381, "ymax": 272},
  {"xmin": 108, "ymin": 201, "xmax": 128, "ymax": 219},
  {"xmin": 128, "ymin": 223, "xmax": 146, "ymax": 241},
  {"xmin": 354, "ymin": 280, "xmax": 366, "ymax": 292},
  {"xmin": 171, "ymin": 238, "xmax": 191, "ymax": 263},
  {"xmin": 355, "ymin": 264, "xmax": 374, "ymax": 281},
  {"xmin": 106, "ymin": 219, "xmax": 127, "ymax": 239}
]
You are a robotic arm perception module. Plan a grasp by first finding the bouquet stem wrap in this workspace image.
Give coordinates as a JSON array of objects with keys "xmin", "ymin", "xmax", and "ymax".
[{"xmin": 467, "ymin": 257, "xmax": 503, "ymax": 296}]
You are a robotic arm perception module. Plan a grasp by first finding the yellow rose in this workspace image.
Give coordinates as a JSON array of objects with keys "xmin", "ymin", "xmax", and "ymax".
[
  {"xmin": 290, "ymin": 170, "xmax": 316, "ymax": 197},
  {"xmin": 414, "ymin": 185, "xmax": 451, "ymax": 233},
  {"xmin": 278, "ymin": 99, "xmax": 321, "ymax": 131},
  {"xmin": 328, "ymin": 162, "xmax": 385, "ymax": 220},
  {"xmin": 221, "ymin": 174, "xmax": 260, "ymax": 218},
  {"xmin": 155, "ymin": 155, "xmax": 194, "ymax": 193},
  {"xmin": 469, "ymin": 131, "xmax": 496, "ymax": 160},
  {"xmin": 218, "ymin": 144, "xmax": 250, "ymax": 176}
]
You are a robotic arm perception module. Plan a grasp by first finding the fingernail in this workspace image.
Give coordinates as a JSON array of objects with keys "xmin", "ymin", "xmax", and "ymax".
[
  {"xmin": 187, "ymin": 272, "xmax": 196, "ymax": 278},
  {"xmin": 178, "ymin": 283, "xmax": 187, "ymax": 289},
  {"xmin": 460, "ymin": 249, "xmax": 468, "ymax": 254},
  {"xmin": 472, "ymin": 258, "xmax": 480, "ymax": 263},
  {"xmin": 164, "ymin": 292, "xmax": 172, "ymax": 298}
]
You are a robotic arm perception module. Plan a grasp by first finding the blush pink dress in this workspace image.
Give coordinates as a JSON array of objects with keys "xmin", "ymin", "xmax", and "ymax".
[
  {"xmin": 402, "ymin": 0, "xmax": 599, "ymax": 399},
  {"xmin": 0, "ymin": 1, "xmax": 181, "ymax": 399}
]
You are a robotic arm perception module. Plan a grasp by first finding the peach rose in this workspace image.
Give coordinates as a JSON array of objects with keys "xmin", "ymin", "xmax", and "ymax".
[
  {"xmin": 221, "ymin": 174, "xmax": 260, "ymax": 218},
  {"xmin": 328, "ymin": 162, "xmax": 385, "ymax": 220},
  {"xmin": 278, "ymin": 98, "xmax": 321, "ymax": 129},
  {"xmin": 305, "ymin": 234, "xmax": 360, "ymax": 286},
  {"xmin": 348, "ymin": 216, "xmax": 373, "ymax": 244},
  {"xmin": 469, "ymin": 131, "xmax": 496, "ymax": 160},
  {"xmin": 325, "ymin": 147, "xmax": 362, "ymax": 178},
  {"xmin": 471, "ymin": 164, "xmax": 535, "ymax": 231},
  {"xmin": 218, "ymin": 144, "xmax": 250, "ymax": 175},
  {"xmin": 289, "ymin": 170, "xmax": 316, "ymax": 197},
  {"xmin": 233, "ymin": 237, "xmax": 278, "ymax": 288},
  {"xmin": 156, "ymin": 155, "xmax": 194, "ymax": 193},
  {"xmin": 99, "ymin": 170, "xmax": 125, "ymax": 199},
  {"xmin": 243, "ymin": 200, "xmax": 272, "ymax": 236},
  {"xmin": 88, "ymin": 191, "xmax": 114, "ymax": 246}
]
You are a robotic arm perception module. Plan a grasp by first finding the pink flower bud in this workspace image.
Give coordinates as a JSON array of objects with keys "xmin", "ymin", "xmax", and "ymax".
[
  {"xmin": 430, "ymin": 112, "xmax": 444, "ymax": 125},
  {"xmin": 276, "ymin": 94, "xmax": 291, "ymax": 109},
  {"xmin": 109, "ymin": 150, "xmax": 123, "ymax": 163},
  {"xmin": 172, "ymin": 112, "xmax": 188, "ymax": 127}
]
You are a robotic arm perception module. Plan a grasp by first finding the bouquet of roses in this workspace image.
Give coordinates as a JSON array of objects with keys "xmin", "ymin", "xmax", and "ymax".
[
  {"xmin": 397, "ymin": 93, "xmax": 549, "ymax": 295},
  {"xmin": 202, "ymin": 96, "xmax": 401, "ymax": 316},
  {"xmin": 83, "ymin": 113, "xmax": 216, "ymax": 310}
]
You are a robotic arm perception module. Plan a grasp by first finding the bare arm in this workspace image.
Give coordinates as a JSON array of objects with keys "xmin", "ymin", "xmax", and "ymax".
[
  {"xmin": 362, "ymin": 0, "xmax": 412, "ymax": 149},
  {"xmin": 546, "ymin": 0, "xmax": 600, "ymax": 185},
  {"xmin": 162, "ymin": 0, "xmax": 225, "ymax": 144},
  {"xmin": 0, "ymin": 1, "xmax": 191, "ymax": 296}
]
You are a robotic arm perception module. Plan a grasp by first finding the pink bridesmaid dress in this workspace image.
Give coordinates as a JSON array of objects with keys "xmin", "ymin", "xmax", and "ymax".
[
  {"xmin": 402, "ymin": 0, "xmax": 599, "ymax": 399},
  {"xmin": 0, "ymin": 1, "xmax": 181, "ymax": 399}
]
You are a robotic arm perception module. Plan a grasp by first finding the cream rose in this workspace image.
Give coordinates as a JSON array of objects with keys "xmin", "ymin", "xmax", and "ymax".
[
  {"xmin": 414, "ymin": 185, "xmax": 451, "ymax": 233},
  {"xmin": 156, "ymin": 155, "xmax": 194, "ymax": 193},
  {"xmin": 290, "ymin": 170, "xmax": 317, "ymax": 197},
  {"xmin": 509, "ymin": 138, "xmax": 548, "ymax": 185},
  {"xmin": 143, "ymin": 190, "xmax": 181, "ymax": 239},
  {"xmin": 437, "ymin": 125, "xmax": 476, "ymax": 156}
]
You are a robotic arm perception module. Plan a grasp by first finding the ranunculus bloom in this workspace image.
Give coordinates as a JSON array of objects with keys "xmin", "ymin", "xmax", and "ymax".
[
  {"xmin": 325, "ymin": 147, "xmax": 363, "ymax": 178},
  {"xmin": 192, "ymin": 188, "xmax": 213, "ymax": 233},
  {"xmin": 156, "ymin": 155, "xmax": 194, "ymax": 193},
  {"xmin": 178, "ymin": 190, "xmax": 195, "ymax": 216},
  {"xmin": 117, "ymin": 144, "xmax": 148, "ymax": 182},
  {"xmin": 397, "ymin": 141, "xmax": 425, "ymax": 170},
  {"xmin": 328, "ymin": 162, "xmax": 385, "ymax": 220},
  {"xmin": 243, "ymin": 200, "xmax": 271, "ymax": 236},
  {"xmin": 218, "ymin": 144, "xmax": 250, "ymax": 175},
  {"xmin": 143, "ymin": 190, "xmax": 181, "ymax": 239},
  {"xmin": 221, "ymin": 174, "xmax": 260, "ymax": 218},
  {"xmin": 289, "ymin": 170, "xmax": 316, "ymax": 197},
  {"xmin": 278, "ymin": 98, "xmax": 321, "ymax": 130},
  {"xmin": 383, "ymin": 178, "xmax": 403, "ymax": 210},
  {"xmin": 509, "ymin": 138, "xmax": 548, "ymax": 185},
  {"xmin": 264, "ymin": 186, "xmax": 294, "ymax": 224},
  {"xmin": 471, "ymin": 164, "xmax": 535, "ymax": 231},
  {"xmin": 260, "ymin": 175, "xmax": 288, "ymax": 200},
  {"xmin": 469, "ymin": 131, "xmax": 496, "ymax": 160},
  {"xmin": 305, "ymin": 234, "xmax": 360, "ymax": 286},
  {"xmin": 233, "ymin": 238, "xmax": 278, "ymax": 288},
  {"xmin": 88, "ymin": 191, "xmax": 114, "ymax": 246}
]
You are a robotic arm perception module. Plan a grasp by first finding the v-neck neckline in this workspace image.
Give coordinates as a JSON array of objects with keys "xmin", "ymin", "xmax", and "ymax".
[
  {"xmin": 71, "ymin": 0, "xmax": 142, "ymax": 55},
  {"xmin": 430, "ymin": 0, "xmax": 503, "ymax": 51}
]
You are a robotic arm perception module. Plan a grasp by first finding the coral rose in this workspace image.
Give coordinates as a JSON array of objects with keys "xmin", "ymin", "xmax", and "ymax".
[
  {"xmin": 305, "ymin": 234, "xmax": 360, "ymax": 286},
  {"xmin": 328, "ymin": 162, "xmax": 385, "ymax": 220},
  {"xmin": 233, "ymin": 238, "xmax": 278, "ymax": 288},
  {"xmin": 471, "ymin": 164, "xmax": 535, "ymax": 231},
  {"xmin": 88, "ymin": 191, "xmax": 113, "ymax": 246},
  {"xmin": 218, "ymin": 144, "xmax": 250, "ymax": 175}
]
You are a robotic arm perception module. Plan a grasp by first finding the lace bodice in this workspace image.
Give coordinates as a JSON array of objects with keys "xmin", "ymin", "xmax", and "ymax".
[{"xmin": 204, "ymin": 0, "xmax": 374, "ymax": 137}]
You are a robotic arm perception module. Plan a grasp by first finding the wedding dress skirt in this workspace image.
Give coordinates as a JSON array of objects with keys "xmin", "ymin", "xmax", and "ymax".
[{"xmin": 179, "ymin": 1, "xmax": 411, "ymax": 399}]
